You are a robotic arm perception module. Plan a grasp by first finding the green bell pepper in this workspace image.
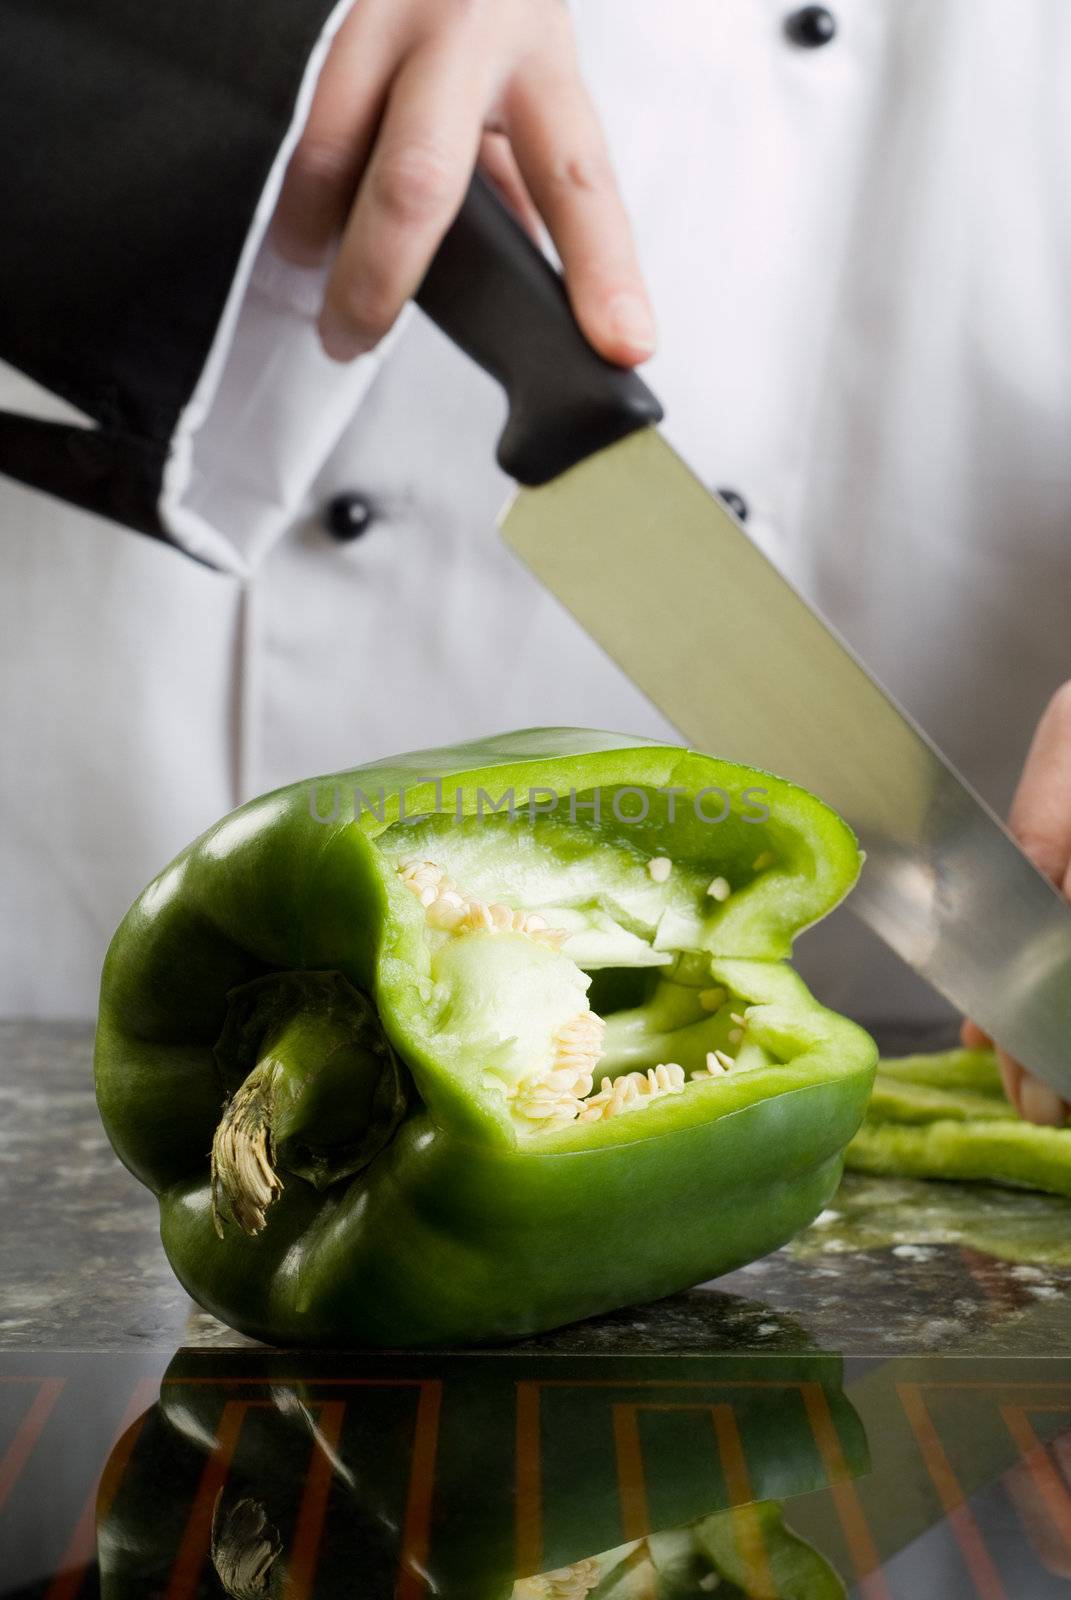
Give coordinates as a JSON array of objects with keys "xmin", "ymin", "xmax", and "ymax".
[
  {"xmin": 96, "ymin": 1346, "xmax": 864, "ymax": 1599},
  {"xmin": 846, "ymin": 1047, "xmax": 1071, "ymax": 1197},
  {"xmin": 585, "ymin": 1500, "xmax": 846, "ymax": 1599},
  {"xmin": 94, "ymin": 728, "xmax": 876, "ymax": 1346}
]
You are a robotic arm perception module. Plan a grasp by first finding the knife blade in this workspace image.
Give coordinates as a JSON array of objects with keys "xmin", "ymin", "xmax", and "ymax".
[{"xmin": 417, "ymin": 175, "xmax": 1071, "ymax": 1096}]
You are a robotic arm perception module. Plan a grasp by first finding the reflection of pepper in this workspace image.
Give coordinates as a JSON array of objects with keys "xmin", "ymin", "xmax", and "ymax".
[
  {"xmin": 567, "ymin": 1499, "xmax": 846, "ymax": 1598},
  {"xmin": 95, "ymin": 729, "xmax": 876, "ymax": 1347},
  {"xmin": 846, "ymin": 1048, "xmax": 1071, "ymax": 1198},
  {"xmin": 96, "ymin": 1346, "xmax": 864, "ymax": 1600}
]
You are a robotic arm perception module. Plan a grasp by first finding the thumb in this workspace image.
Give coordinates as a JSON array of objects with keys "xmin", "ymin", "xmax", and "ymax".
[
  {"xmin": 989, "ymin": 680, "xmax": 1071, "ymax": 1125},
  {"xmin": 1008, "ymin": 680, "xmax": 1071, "ymax": 891}
]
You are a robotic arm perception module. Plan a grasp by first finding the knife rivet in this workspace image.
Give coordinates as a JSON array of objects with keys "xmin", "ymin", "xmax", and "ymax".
[
  {"xmin": 324, "ymin": 492, "xmax": 375, "ymax": 542},
  {"xmin": 716, "ymin": 487, "xmax": 749, "ymax": 523},
  {"xmin": 784, "ymin": 6, "xmax": 837, "ymax": 47}
]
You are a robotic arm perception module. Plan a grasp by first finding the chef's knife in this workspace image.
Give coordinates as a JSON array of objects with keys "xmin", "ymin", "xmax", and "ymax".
[{"xmin": 416, "ymin": 174, "xmax": 1071, "ymax": 1096}]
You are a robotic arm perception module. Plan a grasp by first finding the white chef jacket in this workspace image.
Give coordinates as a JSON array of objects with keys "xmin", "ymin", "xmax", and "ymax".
[{"xmin": 2, "ymin": 0, "xmax": 1069, "ymax": 1019}]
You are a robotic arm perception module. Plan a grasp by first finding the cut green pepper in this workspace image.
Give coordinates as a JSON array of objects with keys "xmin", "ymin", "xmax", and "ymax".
[
  {"xmin": 846, "ymin": 1047, "xmax": 1071, "ymax": 1198},
  {"xmin": 94, "ymin": 729, "xmax": 876, "ymax": 1346},
  {"xmin": 96, "ymin": 1346, "xmax": 865, "ymax": 1600},
  {"xmin": 587, "ymin": 1500, "xmax": 846, "ymax": 1599}
]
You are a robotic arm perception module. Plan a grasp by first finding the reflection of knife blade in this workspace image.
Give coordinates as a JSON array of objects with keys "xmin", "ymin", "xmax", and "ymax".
[{"xmin": 416, "ymin": 175, "xmax": 1071, "ymax": 1096}]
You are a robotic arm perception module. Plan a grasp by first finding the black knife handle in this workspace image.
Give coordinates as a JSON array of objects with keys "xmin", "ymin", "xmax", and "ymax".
[{"xmin": 415, "ymin": 172, "xmax": 663, "ymax": 486}]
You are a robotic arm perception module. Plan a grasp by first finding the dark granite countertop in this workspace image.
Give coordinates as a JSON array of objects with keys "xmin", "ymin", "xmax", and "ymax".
[{"xmin": 4, "ymin": 1020, "xmax": 1071, "ymax": 1356}]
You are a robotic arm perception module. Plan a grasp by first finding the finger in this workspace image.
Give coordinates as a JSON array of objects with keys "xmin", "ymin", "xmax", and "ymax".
[
  {"xmin": 997, "ymin": 1049, "xmax": 1026, "ymax": 1112},
  {"xmin": 1005, "ymin": 1457, "xmax": 1071, "ymax": 1577},
  {"xmin": 1052, "ymin": 1431, "xmax": 1071, "ymax": 1487},
  {"xmin": 504, "ymin": 54, "xmax": 655, "ymax": 366},
  {"xmin": 997, "ymin": 1043, "xmax": 1069, "ymax": 1127},
  {"xmin": 319, "ymin": 38, "xmax": 489, "ymax": 360},
  {"xmin": 478, "ymin": 131, "xmax": 544, "ymax": 244},
  {"xmin": 1011, "ymin": 1054, "xmax": 1069, "ymax": 1127},
  {"xmin": 1008, "ymin": 679, "xmax": 1071, "ymax": 890},
  {"xmin": 975, "ymin": 680, "xmax": 1071, "ymax": 1125},
  {"xmin": 272, "ymin": 2, "xmax": 398, "ymax": 268},
  {"xmin": 957, "ymin": 1020, "xmax": 1068, "ymax": 1127}
]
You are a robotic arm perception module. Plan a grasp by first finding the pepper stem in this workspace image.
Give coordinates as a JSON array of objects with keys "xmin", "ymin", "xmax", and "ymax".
[
  {"xmin": 211, "ymin": 1062, "xmax": 284, "ymax": 1239},
  {"xmin": 211, "ymin": 1492, "xmax": 282, "ymax": 1599},
  {"xmin": 210, "ymin": 970, "xmax": 409, "ymax": 1242}
]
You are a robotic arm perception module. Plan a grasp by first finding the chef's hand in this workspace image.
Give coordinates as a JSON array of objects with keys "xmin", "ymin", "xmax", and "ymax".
[
  {"xmin": 271, "ymin": 0, "xmax": 655, "ymax": 368},
  {"xmin": 961, "ymin": 679, "xmax": 1071, "ymax": 1126}
]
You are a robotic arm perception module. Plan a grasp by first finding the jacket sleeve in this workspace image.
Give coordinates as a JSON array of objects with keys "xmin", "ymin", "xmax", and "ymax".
[{"xmin": 0, "ymin": 0, "xmax": 352, "ymax": 558}]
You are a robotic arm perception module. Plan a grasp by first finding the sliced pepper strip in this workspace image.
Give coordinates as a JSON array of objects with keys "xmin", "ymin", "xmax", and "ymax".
[
  {"xmin": 94, "ymin": 728, "xmax": 876, "ymax": 1347},
  {"xmin": 846, "ymin": 1047, "xmax": 1071, "ymax": 1198}
]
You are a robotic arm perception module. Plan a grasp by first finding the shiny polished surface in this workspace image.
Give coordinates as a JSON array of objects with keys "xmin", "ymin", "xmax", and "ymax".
[
  {"xmin": 7, "ymin": 1026, "xmax": 1071, "ymax": 1593},
  {"xmin": 501, "ymin": 430, "xmax": 1071, "ymax": 1095},
  {"xmin": 7, "ymin": 1021, "xmax": 1071, "ymax": 1358},
  {"xmin": 7, "ymin": 1347, "xmax": 1071, "ymax": 1598}
]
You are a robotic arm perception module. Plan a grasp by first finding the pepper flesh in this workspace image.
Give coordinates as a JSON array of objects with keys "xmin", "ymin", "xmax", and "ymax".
[
  {"xmin": 94, "ymin": 728, "xmax": 877, "ymax": 1347},
  {"xmin": 846, "ymin": 1047, "xmax": 1071, "ymax": 1198}
]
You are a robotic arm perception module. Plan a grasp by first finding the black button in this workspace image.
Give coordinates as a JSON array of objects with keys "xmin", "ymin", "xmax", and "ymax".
[
  {"xmin": 784, "ymin": 6, "xmax": 837, "ymax": 47},
  {"xmin": 324, "ymin": 492, "xmax": 375, "ymax": 541},
  {"xmin": 716, "ymin": 487, "xmax": 749, "ymax": 523}
]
